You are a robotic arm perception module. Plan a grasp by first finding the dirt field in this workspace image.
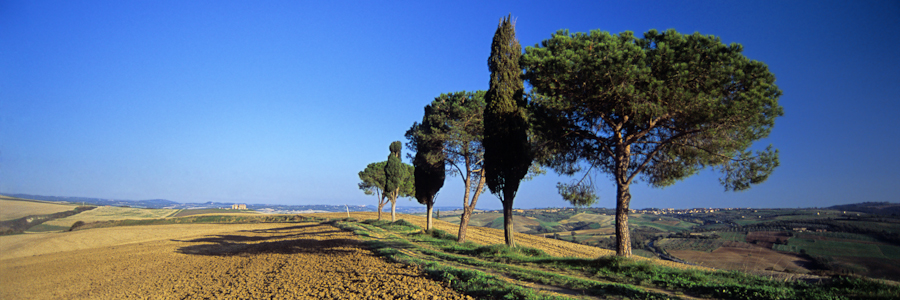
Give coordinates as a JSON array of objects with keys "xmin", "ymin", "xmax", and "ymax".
[
  {"xmin": 746, "ymin": 231, "xmax": 792, "ymax": 249},
  {"xmin": 0, "ymin": 222, "xmax": 470, "ymax": 299},
  {"xmin": 669, "ymin": 241, "xmax": 810, "ymax": 274},
  {"xmin": 0, "ymin": 198, "xmax": 79, "ymax": 221}
]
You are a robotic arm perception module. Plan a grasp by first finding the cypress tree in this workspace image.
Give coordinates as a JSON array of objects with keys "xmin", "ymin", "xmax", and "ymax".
[
  {"xmin": 484, "ymin": 15, "xmax": 532, "ymax": 247},
  {"xmin": 407, "ymin": 106, "xmax": 446, "ymax": 231},
  {"xmin": 384, "ymin": 141, "xmax": 408, "ymax": 222}
]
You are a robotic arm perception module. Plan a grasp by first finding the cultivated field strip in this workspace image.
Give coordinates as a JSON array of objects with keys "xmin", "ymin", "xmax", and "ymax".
[
  {"xmin": 0, "ymin": 222, "xmax": 471, "ymax": 299},
  {"xmin": 0, "ymin": 198, "xmax": 80, "ymax": 221},
  {"xmin": 42, "ymin": 205, "xmax": 180, "ymax": 227}
]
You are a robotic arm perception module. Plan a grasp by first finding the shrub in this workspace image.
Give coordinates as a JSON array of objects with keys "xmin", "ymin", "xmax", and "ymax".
[
  {"xmin": 427, "ymin": 228, "xmax": 456, "ymax": 240},
  {"xmin": 68, "ymin": 221, "xmax": 85, "ymax": 231},
  {"xmin": 392, "ymin": 219, "xmax": 418, "ymax": 228}
]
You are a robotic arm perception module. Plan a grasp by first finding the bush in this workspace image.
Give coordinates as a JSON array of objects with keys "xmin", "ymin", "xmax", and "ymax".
[
  {"xmin": 427, "ymin": 228, "xmax": 456, "ymax": 240},
  {"xmin": 68, "ymin": 221, "xmax": 85, "ymax": 231},
  {"xmin": 392, "ymin": 219, "xmax": 417, "ymax": 228}
]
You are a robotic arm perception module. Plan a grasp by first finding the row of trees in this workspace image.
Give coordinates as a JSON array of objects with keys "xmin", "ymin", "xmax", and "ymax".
[{"xmin": 360, "ymin": 16, "xmax": 783, "ymax": 257}]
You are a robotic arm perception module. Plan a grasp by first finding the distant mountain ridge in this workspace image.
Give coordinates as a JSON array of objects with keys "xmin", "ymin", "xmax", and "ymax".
[
  {"xmin": 6, "ymin": 193, "xmax": 897, "ymax": 215},
  {"xmin": 2, "ymin": 193, "xmax": 179, "ymax": 208},
  {"xmin": 827, "ymin": 202, "xmax": 900, "ymax": 216},
  {"xmin": 0, "ymin": 193, "xmax": 457, "ymax": 214}
]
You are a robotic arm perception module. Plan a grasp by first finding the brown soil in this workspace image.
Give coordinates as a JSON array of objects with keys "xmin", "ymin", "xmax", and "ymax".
[
  {"xmin": 746, "ymin": 231, "xmax": 791, "ymax": 248},
  {"xmin": 0, "ymin": 222, "xmax": 470, "ymax": 299},
  {"xmin": 670, "ymin": 242, "xmax": 811, "ymax": 274}
]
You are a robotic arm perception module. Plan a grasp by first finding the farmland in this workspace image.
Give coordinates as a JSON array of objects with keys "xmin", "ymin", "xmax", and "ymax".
[
  {"xmin": 0, "ymin": 196, "xmax": 80, "ymax": 221},
  {"xmin": 423, "ymin": 205, "xmax": 900, "ymax": 281},
  {"xmin": 2, "ymin": 199, "xmax": 899, "ymax": 299},
  {"xmin": 1, "ymin": 222, "xmax": 469, "ymax": 300},
  {"xmin": 32, "ymin": 206, "xmax": 180, "ymax": 232}
]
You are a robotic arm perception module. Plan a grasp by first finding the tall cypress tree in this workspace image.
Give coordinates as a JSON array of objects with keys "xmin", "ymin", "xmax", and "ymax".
[
  {"xmin": 383, "ymin": 141, "xmax": 407, "ymax": 222},
  {"xmin": 406, "ymin": 105, "xmax": 446, "ymax": 231},
  {"xmin": 484, "ymin": 15, "xmax": 532, "ymax": 247}
]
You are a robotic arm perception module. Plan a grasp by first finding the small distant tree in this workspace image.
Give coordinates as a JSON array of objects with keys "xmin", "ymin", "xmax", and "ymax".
[
  {"xmin": 360, "ymin": 158, "xmax": 413, "ymax": 221},
  {"xmin": 406, "ymin": 105, "xmax": 446, "ymax": 231},
  {"xmin": 358, "ymin": 161, "xmax": 389, "ymax": 220},
  {"xmin": 523, "ymin": 29, "xmax": 783, "ymax": 257},
  {"xmin": 68, "ymin": 220, "xmax": 85, "ymax": 232},
  {"xmin": 384, "ymin": 141, "xmax": 414, "ymax": 222},
  {"xmin": 484, "ymin": 15, "xmax": 532, "ymax": 248}
]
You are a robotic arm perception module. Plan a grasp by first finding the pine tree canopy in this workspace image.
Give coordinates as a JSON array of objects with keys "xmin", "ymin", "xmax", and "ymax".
[{"xmin": 523, "ymin": 28, "xmax": 783, "ymax": 193}]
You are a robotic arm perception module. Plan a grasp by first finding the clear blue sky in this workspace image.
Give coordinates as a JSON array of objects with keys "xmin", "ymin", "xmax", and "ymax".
[{"xmin": 2, "ymin": 1, "xmax": 898, "ymax": 209}]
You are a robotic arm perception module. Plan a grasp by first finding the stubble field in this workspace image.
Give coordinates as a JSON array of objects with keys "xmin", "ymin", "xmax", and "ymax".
[
  {"xmin": 0, "ymin": 197, "xmax": 80, "ymax": 221},
  {"xmin": 1, "ymin": 222, "xmax": 469, "ymax": 299}
]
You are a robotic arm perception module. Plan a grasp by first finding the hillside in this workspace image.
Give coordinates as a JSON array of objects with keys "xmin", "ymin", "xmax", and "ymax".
[
  {"xmin": 828, "ymin": 202, "xmax": 900, "ymax": 216},
  {"xmin": 1, "ymin": 205, "xmax": 896, "ymax": 299},
  {"xmin": 0, "ymin": 196, "xmax": 81, "ymax": 221}
]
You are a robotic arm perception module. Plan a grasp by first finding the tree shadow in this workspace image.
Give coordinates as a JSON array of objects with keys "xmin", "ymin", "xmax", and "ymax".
[{"xmin": 174, "ymin": 224, "xmax": 362, "ymax": 257}]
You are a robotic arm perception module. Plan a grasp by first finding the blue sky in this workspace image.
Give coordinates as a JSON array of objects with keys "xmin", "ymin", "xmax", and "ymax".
[{"xmin": 2, "ymin": 1, "xmax": 898, "ymax": 209}]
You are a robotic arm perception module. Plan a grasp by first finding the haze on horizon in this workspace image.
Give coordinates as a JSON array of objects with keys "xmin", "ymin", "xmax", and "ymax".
[{"xmin": 2, "ymin": 1, "xmax": 898, "ymax": 210}]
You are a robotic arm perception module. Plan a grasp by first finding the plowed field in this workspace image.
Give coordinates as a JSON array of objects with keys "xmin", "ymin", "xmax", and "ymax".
[{"xmin": 0, "ymin": 222, "xmax": 470, "ymax": 299}]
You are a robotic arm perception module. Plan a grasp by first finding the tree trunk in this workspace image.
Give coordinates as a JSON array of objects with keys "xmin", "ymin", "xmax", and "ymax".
[
  {"xmin": 390, "ymin": 188, "xmax": 399, "ymax": 222},
  {"xmin": 502, "ymin": 188, "xmax": 517, "ymax": 247},
  {"xmin": 391, "ymin": 200, "xmax": 396, "ymax": 222},
  {"xmin": 426, "ymin": 201, "xmax": 434, "ymax": 231},
  {"xmin": 615, "ymin": 182, "xmax": 632, "ymax": 257},
  {"xmin": 458, "ymin": 206, "xmax": 471, "ymax": 243},
  {"xmin": 457, "ymin": 162, "xmax": 485, "ymax": 243},
  {"xmin": 377, "ymin": 202, "xmax": 385, "ymax": 221}
]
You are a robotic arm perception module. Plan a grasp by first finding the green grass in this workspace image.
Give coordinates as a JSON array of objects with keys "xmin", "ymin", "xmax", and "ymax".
[
  {"xmin": 536, "ymin": 220, "xmax": 561, "ymax": 231},
  {"xmin": 806, "ymin": 232, "xmax": 878, "ymax": 242},
  {"xmin": 734, "ymin": 219, "xmax": 766, "ymax": 226},
  {"xmin": 629, "ymin": 220, "xmax": 690, "ymax": 233},
  {"xmin": 656, "ymin": 238, "xmax": 724, "ymax": 252},
  {"xmin": 333, "ymin": 219, "xmax": 900, "ymax": 300},
  {"xmin": 718, "ymin": 232, "xmax": 747, "ymax": 242},
  {"xmin": 70, "ymin": 214, "xmax": 326, "ymax": 230},
  {"xmin": 25, "ymin": 224, "xmax": 71, "ymax": 232},
  {"xmin": 775, "ymin": 238, "xmax": 886, "ymax": 259},
  {"xmin": 878, "ymin": 245, "xmax": 900, "ymax": 260}
]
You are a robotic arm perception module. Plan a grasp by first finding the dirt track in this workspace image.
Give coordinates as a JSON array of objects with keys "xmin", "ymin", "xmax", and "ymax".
[{"xmin": 0, "ymin": 222, "xmax": 469, "ymax": 299}]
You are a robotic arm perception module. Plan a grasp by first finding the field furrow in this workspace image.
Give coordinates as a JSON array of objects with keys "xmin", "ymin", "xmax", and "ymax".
[{"xmin": 0, "ymin": 222, "xmax": 470, "ymax": 300}]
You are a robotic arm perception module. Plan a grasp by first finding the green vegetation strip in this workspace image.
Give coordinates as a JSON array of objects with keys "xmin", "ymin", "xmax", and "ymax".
[
  {"xmin": 337, "ymin": 219, "xmax": 900, "ymax": 300},
  {"xmin": 70, "ymin": 214, "xmax": 327, "ymax": 231}
]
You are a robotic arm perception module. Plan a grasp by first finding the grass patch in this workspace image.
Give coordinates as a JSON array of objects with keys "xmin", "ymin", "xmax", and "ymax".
[
  {"xmin": 776, "ymin": 237, "xmax": 888, "ymax": 259},
  {"xmin": 656, "ymin": 238, "xmax": 724, "ymax": 252},
  {"xmin": 334, "ymin": 217, "xmax": 900, "ymax": 300},
  {"xmin": 25, "ymin": 224, "xmax": 71, "ymax": 232},
  {"xmin": 718, "ymin": 231, "xmax": 748, "ymax": 242}
]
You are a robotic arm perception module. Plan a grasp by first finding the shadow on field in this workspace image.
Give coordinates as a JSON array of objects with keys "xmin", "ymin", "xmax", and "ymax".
[{"xmin": 174, "ymin": 224, "xmax": 364, "ymax": 257}]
